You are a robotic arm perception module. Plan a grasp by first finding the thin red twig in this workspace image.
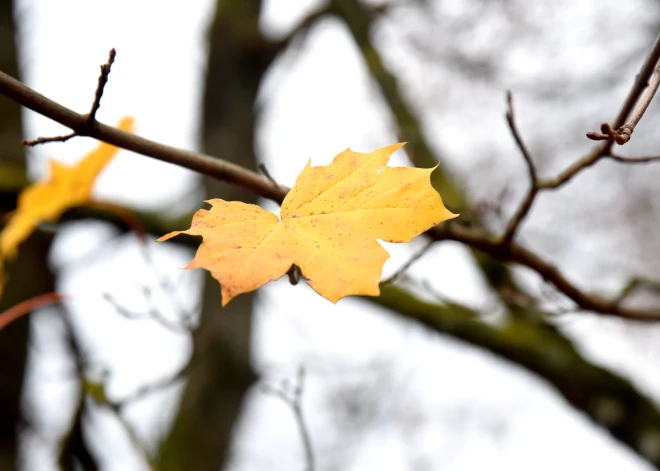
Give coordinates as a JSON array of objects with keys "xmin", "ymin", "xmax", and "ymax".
[{"xmin": 0, "ymin": 292, "xmax": 66, "ymax": 331}]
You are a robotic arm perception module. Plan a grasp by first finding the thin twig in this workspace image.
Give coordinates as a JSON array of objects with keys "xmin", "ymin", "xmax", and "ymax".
[
  {"xmin": 429, "ymin": 222, "xmax": 660, "ymax": 321},
  {"xmin": 501, "ymin": 91, "xmax": 538, "ymax": 245},
  {"xmin": 258, "ymin": 163, "xmax": 277, "ymax": 185},
  {"xmin": 382, "ymin": 239, "xmax": 435, "ymax": 284},
  {"xmin": 23, "ymin": 48, "xmax": 117, "ymax": 147},
  {"xmin": 272, "ymin": 6, "xmax": 329, "ymax": 54},
  {"xmin": 86, "ymin": 200, "xmax": 147, "ymax": 246},
  {"xmin": 58, "ymin": 307, "xmax": 156, "ymax": 470},
  {"xmin": 607, "ymin": 153, "xmax": 660, "ymax": 163},
  {"xmin": 0, "ymin": 69, "xmax": 284, "ymax": 202},
  {"xmin": 113, "ymin": 360, "xmax": 191, "ymax": 409},
  {"xmin": 541, "ymin": 32, "xmax": 660, "ymax": 188},
  {"xmin": 535, "ymin": 111, "xmax": 660, "ymax": 191},
  {"xmin": 258, "ymin": 162, "xmax": 289, "ymax": 196},
  {"xmin": 587, "ymin": 31, "xmax": 660, "ymax": 146},
  {"xmin": 89, "ymin": 48, "xmax": 116, "ymax": 120},
  {"xmin": 587, "ymin": 61, "xmax": 660, "ymax": 145},
  {"xmin": 23, "ymin": 132, "xmax": 77, "ymax": 146},
  {"xmin": 0, "ymin": 292, "xmax": 65, "ymax": 331},
  {"xmin": 102, "ymin": 291, "xmax": 192, "ymax": 335},
  {"xmin": 536, "ymin": 145, "xmax": 606, "ymax": 189},
  {"xmin": 613, "ymin": 276, "xmax": 660, "ymax": 308},
  {"xmin": 262, "ymin": 366, "xmax": 315, "ymax": 471},
  {"xmin": 610, "ymin": 33, "xmax": 660, "ymax": 135}
]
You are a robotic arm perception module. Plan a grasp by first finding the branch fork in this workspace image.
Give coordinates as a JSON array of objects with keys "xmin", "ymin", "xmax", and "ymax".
[{"xmin": 23, "ymin": 48, "xmax": 117, "ymax": 147}]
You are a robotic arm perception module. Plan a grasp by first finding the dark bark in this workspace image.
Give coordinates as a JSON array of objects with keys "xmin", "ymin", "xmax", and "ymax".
[
  {"xmin": 0, "ymin": 2, "xmax": 51, "ymax": 470},
  {"xmin": 57, "ymin": 313, "xmax": 98, "ymax": 471}
]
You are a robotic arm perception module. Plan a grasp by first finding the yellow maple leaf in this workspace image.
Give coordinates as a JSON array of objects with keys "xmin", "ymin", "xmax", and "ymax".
[
  {"xmin": 0, "ymin": 117, "xmax": 135, "ymax": 261},
  {"xmin": 159, "ymin": 143, "xmax": 458, "ymax": 306}
]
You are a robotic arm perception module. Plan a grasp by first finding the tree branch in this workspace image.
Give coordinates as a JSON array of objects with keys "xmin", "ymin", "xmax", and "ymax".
[
  {"xmin": 429, "ymin": 222, "xmax": 660, "ymax": 321},
  {"xmin": 607, "ymin": 153, "xmax": 660, "ymax": 163},
  {"xmin": 2, "ymin": 68, "xmax": 660, "ymax": 322},
  {"xmin": 537, "ymin": 31, "xmax": 660, "ymax": 189},
  {"xmin": 501, "ymin": 91, "xmax": 538, "ymax": 245},
  {"xmin": 587, "ymin": 31, "xmax": 660, "ymax": 146},
  {"xmin": 23, "ymin": 48, "xmax": 116, "ymax": 147},
  {"xmin": 88, "ymin": 48, "xmax": 116, "ymax": 121},
  {"xmin": 0, "ymin": 69, "xmax": 284, "ymax": 203}
]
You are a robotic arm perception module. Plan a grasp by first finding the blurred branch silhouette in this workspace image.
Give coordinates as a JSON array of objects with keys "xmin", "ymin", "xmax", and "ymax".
[
  {"xmin": 59, "ymin": 309, "xmax": 157, "ymax": 470},
  {"xmin": 262, "ymin": 366, "xmax": 315, "ymax": 471},
  {"xmin": 501, "ymin": 91, "xmax": 538, "ymax": 245},
  {"xmin": 57, "ymin": 310, "xmax": 99, "ymax": 471}
]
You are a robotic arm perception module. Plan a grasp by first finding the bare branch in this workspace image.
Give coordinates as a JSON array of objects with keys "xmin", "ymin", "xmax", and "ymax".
[
  {"xmin": 113, "ymin": 360, "xmax": 191, "ymax": 409},
  {"xmin": 613, "ymin": 276, "xmax": 660, "ymax": 308},
  {"xmin": 102, "ymin": 289, "xmax": 193, "ymax": 335},
  {"xmin": 531, "ymin": 147, "xmax": 660, "ymax": 190},
  {"xmin": 607, "ymin": 153, "xmax": 660, "ymax": 163},
  {"xmin": 536, "ymin": 145, "xmax": 607, "ymax": 189},
  {"xmin": 58, "ymin": 308, "xmax": 155, "ymax": 470},
  {"xmin": 23, "ymin": 48, "xmax": 117, "ymax": 147},
  {"xmin": 382, "ymin": 240, "xmax": 435, "ymax": 284},
  {"xmin": 4, "ymin": 59, "xmax": 660, "ymax": 323},
  {"xmin": 539, "ymin": 32, "xmax": 660, "ymax": 189},
  {"xmin": 430, "ymin": 223, "xmax": 660, "ymax": 321},
  {"xmin": 587, "ymin": 31, "xmax": 660, "ymax": 147},
  {"xmin": 501, "ymin": 91, "xmax": 538, "ymax": 245},
  {"xmin": 257, "ymin": 163, "xmax": 277, "ymax": 185},
  {"xmin": 0, "ymin": 69, "xmax": 284, "ymax": 202},
  {"xmin": 23, "ymin": 132, "xmax": 76, "ymax": 147},
  {"xmin": 89, "ymin": 48, "xmax": 116, "ymax": 120},
  {"xmin": 272, "ymin": 7, "xmax": 329, "ymax": 53}
]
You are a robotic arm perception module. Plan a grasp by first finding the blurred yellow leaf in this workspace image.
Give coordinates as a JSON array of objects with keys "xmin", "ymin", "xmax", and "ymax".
[
  {"xmin": 159, "ymin": 143, "xmax": 457, "ymax": 306},
  {"xmin": 0, "ymin": 116, "xmax": 134, "ymax": 266}
]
